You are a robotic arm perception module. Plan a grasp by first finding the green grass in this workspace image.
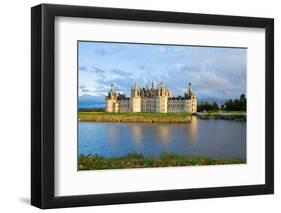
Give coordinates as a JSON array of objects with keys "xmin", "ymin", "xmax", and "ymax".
[
  {"xmin": 79, "ymin": 112, "xmax": 192, "ymax": 122},
  {"xmin": 79, "ymin": 112, "xmax": 192, "ymax": 116},
  {"xmin": 78, "ymin": 152, "xmax": 246, "ymax": 170}
]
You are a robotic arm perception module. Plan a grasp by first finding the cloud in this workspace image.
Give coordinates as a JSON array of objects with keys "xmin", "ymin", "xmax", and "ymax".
[
  {"xmin": 79, "ymin": 66, "xmax": 139, "ymax": 96},
  {"xmin": 90, "ymin": 43, "xmax": 126, "ymax": 56},
  {"xmin": 178, "ymin": 64, "xmax": 201, "ymax": 73},
  {"xmin": 79, "ymin": 66, "xmax": 87, "ymax": 71},
  {"xmin": 79, "ymin": 85, "xmax": 108, "ymax": 97},
  {"xmin": 79, "ymin": 65, "xmax": 106, "ymax": 74},
  {"xmin": 95, "ymin": 49, "xmax": 107, "ymax": 56},
  {"xmin": 81, "ymin": 88, "xmax": 91, "ymax": 93},
  {"xmin": 90, "ymin": 66, "xmax": 106, "ymax": 74},
  {"xmin": 135, "ymin": 62, "xmax": 147, "ymax": 70},
  {"xmin": 78, "ymin": 42, "xmax": 246, "ymax": 102},
  {"xmin": 112, "ymin": 69, "xmax": 131, "ymax": 76},
  {"xmin": 201, "ymin": 72, "xmax": 231, "ymax": 89}
]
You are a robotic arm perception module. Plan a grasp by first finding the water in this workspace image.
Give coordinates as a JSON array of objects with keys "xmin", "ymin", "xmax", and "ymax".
[{"xmin": 78, "ymin": 116, "xmax": 246, "ymax": 159}]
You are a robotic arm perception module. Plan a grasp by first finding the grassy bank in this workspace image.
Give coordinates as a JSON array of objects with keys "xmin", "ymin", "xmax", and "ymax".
[
  {"xmin": 79, "ymin": 112, "xmax": 192, "ymax": 123},
  {"xmin": 196, "ymin": 111, "xmax": 246, "ymax": 121},
  {"xmin": 201, "ymin": 110, "xmax": 246, "ymax": 116},
  {"xmin": 78, "ymin": 152, "xmax": 246, "ymax": 170}
]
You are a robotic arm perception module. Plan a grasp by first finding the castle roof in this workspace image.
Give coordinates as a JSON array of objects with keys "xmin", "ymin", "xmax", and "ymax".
[
  {"xmin": 168, "ymin": 96, "xmax": 187, "ymax": 100},
  {"xmin": 117, "ymin": 94, "xmax": 130, "ymax": 101},
  {"xmin": 107, "ymin": 82, "xmax": 195, "ymax": 100}
]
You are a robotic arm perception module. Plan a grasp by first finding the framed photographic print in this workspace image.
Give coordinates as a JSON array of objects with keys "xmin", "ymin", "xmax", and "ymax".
[{"xmin": 31, "ymin": 4, "xmax": 274, "ymax": 209}]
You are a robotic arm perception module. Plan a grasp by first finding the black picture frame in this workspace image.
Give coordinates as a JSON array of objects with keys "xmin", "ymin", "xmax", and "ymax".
[{"xmin": 31, "ymin": 3, "xmax": 274, "ymax": 209}]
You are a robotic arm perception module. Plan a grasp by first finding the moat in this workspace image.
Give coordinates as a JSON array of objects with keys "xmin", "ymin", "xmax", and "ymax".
[{"xmin": 78, "ymin": 116, "xmax": 246, "ymax": 160}]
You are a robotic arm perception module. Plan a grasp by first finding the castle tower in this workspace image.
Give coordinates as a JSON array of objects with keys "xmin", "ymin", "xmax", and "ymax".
[
  {"xmin": 105, "ymin": 84, "xmax": 118, "ymax": 112},
  {"xmin": 130, "ymin": 83, "xmax": 141, "ymax": 112},
  {"xmin": 190, "ymin": 94, "xmax": 197, "ymax": 113},
  {"xmin": 188, "ymin": 82, "xmax": 193, "ymax": 97},
  {"xmin": 152, "ymin": 80, "xmax": 155, "ymax": 89},
  {"xmin": 188, "ymin": 83, "xmax": 197, "ymax": 113},
  {"xmin": 155, "ymin": 82, "xmax": 168, "ymax": 113}
]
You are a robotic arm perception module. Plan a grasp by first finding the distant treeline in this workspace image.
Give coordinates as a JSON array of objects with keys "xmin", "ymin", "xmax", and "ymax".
[
  {"xmin": 79, "ymin": 108, "xmax": 105, "ymax": 112},
  {"xmin": 197, "ymin": 94, "xmax": 246, "ymax": 112}
]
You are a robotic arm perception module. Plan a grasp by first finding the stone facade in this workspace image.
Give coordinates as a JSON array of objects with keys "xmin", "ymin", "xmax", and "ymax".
[{"xmin": 105, "ymin": 82, "xmax": 197, "ymax": 113}]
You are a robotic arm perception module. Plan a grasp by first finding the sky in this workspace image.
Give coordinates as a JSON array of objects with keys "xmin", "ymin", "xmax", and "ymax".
[{"xmin": 78, "ymin": 41, "xmax": 246, "ymax": 107}]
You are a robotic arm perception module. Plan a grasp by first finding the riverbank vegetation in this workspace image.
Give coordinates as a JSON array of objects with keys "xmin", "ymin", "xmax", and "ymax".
[
  {"xmin": 79, "ymin": 112, "xmax": 192, "ymax": 123},
  {"xmin": 79, "ymin": 108, "xmax": 105, "ymax": 112},
  {"xmin": 201, "ymin": 111, "xmax": 246, "ymax": 116},
  {"xmin": 197, "ymin": 93, "xmax": 247, "ymax": 112},
  {"xmin": 78, "ymin": 152, "xmax": 246, "ymax": 170},
  {"xmin": 196, "ymin": 110, "xmax": 246, "ymax": 121}
]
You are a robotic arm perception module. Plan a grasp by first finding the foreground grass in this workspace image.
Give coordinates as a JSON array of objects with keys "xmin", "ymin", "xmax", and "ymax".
[
  {"xmin": 79, "ymin": 112, "xmax": 192, "ymax": 123},
  {"xmin": 78, "ymin": 152, "xmax": 246, "ymax": 170}
]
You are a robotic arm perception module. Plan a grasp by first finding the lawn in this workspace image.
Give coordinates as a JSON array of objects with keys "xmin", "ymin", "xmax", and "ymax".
[
  {"xmin": 79, "ymin": 112, "xmax": 192, "ymax": 116},
  {"xmin": 79, "ymin": 112, "xmax": 192, "ymax": 122}
]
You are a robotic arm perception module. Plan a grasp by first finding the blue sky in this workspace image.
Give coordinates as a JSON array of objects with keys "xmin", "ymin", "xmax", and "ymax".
[{"xmin": 78, "ymin": 41, "xmax": 246, "ymax": 106}]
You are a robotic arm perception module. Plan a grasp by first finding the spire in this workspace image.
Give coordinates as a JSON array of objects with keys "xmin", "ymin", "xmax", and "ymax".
[
  {"xmin": 109, "ymin": 83, "xmax": 116, "ymax": 99},
  {"xmin": 152, "ymin": 80, "xmax": 155, "ymax": 89},
  {"xmin": 188, "ymin": 82, "xmax": 193, "ymax": 97},
  {"xmin": 110, "ymin": 83, "xmax": 115, "ymax": 96}
]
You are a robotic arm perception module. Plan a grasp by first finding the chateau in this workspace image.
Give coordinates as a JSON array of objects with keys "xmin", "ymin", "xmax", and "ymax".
[{"xmin": 105, "ymin": 82, "xmax": 197, "ymax": 113}]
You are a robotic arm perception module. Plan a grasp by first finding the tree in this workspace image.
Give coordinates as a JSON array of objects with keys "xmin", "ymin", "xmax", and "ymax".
[
  {"xmin": 197, "ymin": 101, "xmax": 219, "ymax": 112},
  {"xmin": 224, "ymin": 99, "xmax": 233, "ymax": 110},
  {"xmin": 223, "ymin": 94, "xmax": 246, "ymax": 111},
  {"xmin": 197, "ymin": 101, "xmax": 212, "ymax": 112},
  {"xmin": 197, "ymin": 94, "xmax": 246, "ymax": 112},
  {"xmin": 212, "ymin": 102, "xmax": 219, "ymax": 110},
  {"xmin": 240, "ymin": 93, "xmax": 246, "ymax": 111},
  {"xmin": 233, "ymin": 99, "xmax": 240, "ymax": 110}
]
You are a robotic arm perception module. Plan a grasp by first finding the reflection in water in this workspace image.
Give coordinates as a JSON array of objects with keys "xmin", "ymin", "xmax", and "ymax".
[
  {"xmin": 155, "ymin": 125, "xmax": 171, "ymax": 145},
  {"xmin": 185, "ymin": 116, "xmax": 198, "ymax": 143},
  {"xmin": 79, "ymin": 119, "xmax": 246, "ymax": 159},
  {"xmin": 106, "ymin": 125, "xmax": 118, "ymax": 143},
  {"xmin": 131, "ymin": 124, "xmax": 143, "ymax": 144},
  {"xmin": 107, "ymin": 124, "xmax": 118, "ymax": 146}
]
